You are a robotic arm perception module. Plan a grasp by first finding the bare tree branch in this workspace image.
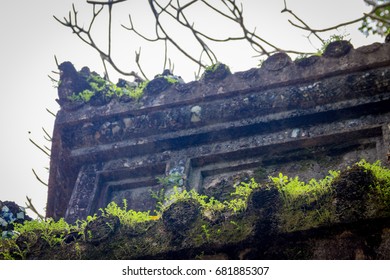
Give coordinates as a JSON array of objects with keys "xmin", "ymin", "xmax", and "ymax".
[
  {"xmin": 29, "ymin": 138, "xmax": 50, "ymax": 157},
  {"xmin": 26, "ymin": 196, "xmax": 46, "ymax": 220},
  {"xmin": 284, "ymin": 1, "xmax": 390, "ymax": 36},
  {"xmin": 55, "ymin": 0, "xmax": 388, "ymax": 80},
  {"xmin": 42, "ymin": 127, "xmax": 52, "ymax": 142},
  {"xmin": 281, "ymin": 1, "xmax": 325, "ymax": 44},
  {"xmin": 46, "ymin": 108, "xmax": 56, "ymax": 118},
  {"xmin": 32, "ymin": 169, "xmax": 48, "ymax": 187},
  {"xmin": 135, "ymin": 48, "xmax": 149, "ymax": 81},
  {"xmin": 54, "ymin": 2, "xmax": 143, "ymax": 81},
  {"xmin": 87, "ymin": 0, "xmax": 127, "ymax": 5}
]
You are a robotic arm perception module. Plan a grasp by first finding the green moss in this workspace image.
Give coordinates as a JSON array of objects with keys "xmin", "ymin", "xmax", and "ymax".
[
  {"xmin": 114, "ymin": 80, "xmax": 149, "ymax": 101},
  {"xmin": 205, "ymin": 63, "xmax": 219, "ymax": 73},
  {"xmin": 164, "ymin": 76, "xmax": 179, "ymax": 84},
  {"xmin": 270, "ymin": 170, "xmax": 338, "ymax": 232},
  {"xmin": 129, "ymin": 80, "xmax": 149, "ymax": 100},
  {"xmin": 68, "ymin": 73, "xmax": 149, "ymax": 103},
  {"xmin": 356, "ymin": 159, "xmax": 390, "ymax": 211},
  {"xmin": 68, "ymin": 89, "xmax": 95, "ymax": 102},
  {"xmin": 159, "ymin": 178, "xmax": 259, "ymax": 219},
  {"xmin": 316, "ymin": 34, "xmax": 350, "ymax": 55},
  {"xmin": 2, "ymin": 160, "xmax": 390, "ymax": 259},
  {"xmin": 204, "ymin": 62, "xmax": 230, "ymax": 74},
  {"xmin": 100, "ymin": 200, "xmax": 151, "ymax": 228},
  {"xmin": 270, "ymin": 160, "xmax": 390, "ymax": 232},
  {"xmin": 13, "ymin": 218, "xmax": 75, "ymax": 247},
  {"xmin": 186, "ymin": 214, "xmax": 256, "ymax": 247}
]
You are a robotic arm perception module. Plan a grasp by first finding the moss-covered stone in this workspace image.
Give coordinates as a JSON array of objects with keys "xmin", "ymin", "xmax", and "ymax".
[
  {"xmin": 2, "ymin": 160, "xmax": 390, "ymax": 259},
  {"xmin": 333, "ymin": 165, "xmax": 375, "ymax": 222},
  {"xmin": 201, "ymin": 62, "xmax": 231, "ymax": 82}
]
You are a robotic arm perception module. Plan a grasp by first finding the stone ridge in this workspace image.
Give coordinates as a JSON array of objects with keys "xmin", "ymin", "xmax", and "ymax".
[
  {"xmin": 47, "ymin": 40, "xmax": 390, "ymax": 221},
  {"xmin": 56, "ymin": 41, "xmax": 390, "ymax": 124}
]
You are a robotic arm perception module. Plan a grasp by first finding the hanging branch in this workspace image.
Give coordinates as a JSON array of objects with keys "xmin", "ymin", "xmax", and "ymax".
[
  {"xmin": 32, "ymin": 169, "xmax": 49, "ymax": 187},
  {"xmin": 281, "ymin": 0, "xmax": 325, "ymax": 44},
  {"xmin": 46, "ymin": 108, "xmax": 56, "ymax": 118},
  {"xmin": 29, "ymin": 138, "xmax": 50, "ymax": 157},
  {"xmin": 42, "ymin": 127, "xmax": 52, "ymax": 142},
  {"xmin": 54, "ymin": 2, "xmax": 143, "ymax": 81},
  {"xmin": 56, "ymin": 0, "xmax": 388, "ymax": 80},
  {"xmin": 147, "ymin": 0, "xmax": 210, "ymax": 68},
  {"xmin": 283, "ymin": 0, "xmax": 390, "ymax": 37},
  {"xmin": 29, "ymin": 131, "xmax": 51, "ymax": 189},
  {"xmin": 124, "ymin": 0, "xmax": 307, "ymax": 67},
  {"xmin": 25, "ymin": 196, "xmax": 46, "ymax": 220},
  {"xmin": 135, "ymin": 48, "xmax": 149, "ymax": 81},
  {"xmin": 87, "ymin": 0, "xmax": 127, "ymax": 4},
  {"xmin": 56, "ymin": 0, "xmax": 310, "ymax": 78}
]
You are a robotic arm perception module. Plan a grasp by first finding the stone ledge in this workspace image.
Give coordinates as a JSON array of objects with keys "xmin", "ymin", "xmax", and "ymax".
[{"xmin": 47, "ymin": 41, "xmax": 390, "ymax": 222}]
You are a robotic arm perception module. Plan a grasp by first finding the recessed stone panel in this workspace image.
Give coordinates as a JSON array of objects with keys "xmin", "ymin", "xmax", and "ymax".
[{"xmin": 48, "ymin": 42, "xmax": 390, "ymax": 222}]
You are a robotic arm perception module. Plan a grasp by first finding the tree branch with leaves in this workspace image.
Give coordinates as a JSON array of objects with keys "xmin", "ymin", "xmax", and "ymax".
[{"xmin": 283, "ymin": 0, "xmax": 390, "ymax": 40}]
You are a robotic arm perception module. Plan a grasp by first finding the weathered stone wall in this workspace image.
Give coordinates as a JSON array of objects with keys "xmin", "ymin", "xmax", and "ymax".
[{"xmin": 47, "ymin": 40, "xmax": 390, "ymax": 224}]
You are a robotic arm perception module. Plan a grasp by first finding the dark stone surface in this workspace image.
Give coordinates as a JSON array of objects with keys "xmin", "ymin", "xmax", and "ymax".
[
  {"xmin": 145, "ymin": 76, "xmax": 172, "ymax": 95},
  {"xmin": 356, "ymin": 42, "xmax": 382, "ymax": 54},
  {"xmin": 201, "ymin": 62, "xmax": 231, "ymax": 82},
  {"xmin": 323, "ymin": 40, "xmax": 353, "ymax": 58},
  {"xmin": 89, "ymin": 91, "xmax": 112, "ymax": 107},
  {"xmin": 47, "ymin": 42, "xmax": 390, "ymax": 223},
  {"xmin": 334, "ymin": 166, "xmax": 375, "ymax": 222},
  {"xmin": 57, "ymin": 61, "xmax": 90, "ymax": 106},
  {"xmin": 163, "ymin": 200, "xmax": 200, "ymax": 234},
  {"xmin": 262, "ymin": 52, "xmax": 292, "ymax": 71},
  {"xmin": 295, "ymin": 55, "xmax": 320, "ymax": 67},
  {"xmin": 84, "ymin": 215, "xmax": 120, "ymax": 245}
]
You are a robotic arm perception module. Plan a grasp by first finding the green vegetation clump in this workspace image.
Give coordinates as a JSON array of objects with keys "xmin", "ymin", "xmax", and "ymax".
[
  {"xmin": 356, "ymin": 159, "xmax": 390, "ymax": 210},
  {"xmin": 204, "ymin": 62, "xmax": 230, "ymax": 74},
  {"xmin": 155, "ymin": 178, "xmax": 260, "ymax": 219},
  {"xmin": 163, "ymin": 76, "xmax": 179, "ymax": 85},
  {"xmin": 270, "ymin": 170, "xmax": 339, "ymax": 232},
  {"xmin": 294, "ymin": 34, "xmax": 351, "ymax": 61},
  {"xmin": 0, "ymin": 218, "xmax": 79, "ymax": 259},
  {"xmin": 69, "ymin": 89, "xmax": 95, "ymax": 102},
  {"xmin": 204, "ymin": 63, "xmax": 220, "ymax": 73},
  {"xmin": 270, "ymin": 160, "xmax": 390, "ymax": 232},
  {"xmin": 316, "ymin": 34, "xmax": 350, "ymax": 55},
  {"xmin": 100, "ymin": 199, "xmax": 151, "ymax": 227},
  {"xmin": 1, "ymin": 160, "xmax": 390, "ymax": 259},
  {"xmin": 68, "ymin": 73, "xmax": 149, "ymax": 103},
  {"xmin": 13, "ymin": 218, "xmax": 74, "ymax": 247}
]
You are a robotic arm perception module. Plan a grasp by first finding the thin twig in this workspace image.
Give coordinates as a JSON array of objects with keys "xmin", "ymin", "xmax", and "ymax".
[
  {"xmin": 42, "ymin": 127, "xmax": 52, "ymax": 141},
  {"xmin": 54, "ymin": 55, "xmax": 60, "ymax": 68},
  {"xmin": 29, "ymin": 138, "xmax": 50, "ymax": 157},
  {"xmin": 87, "ymin": 0, "xmax": 127, "ymax": 5},
  {"xmin": 25, "ymin": 196, "xmax": 46, "ymax": 220},
  {"xmin": 54, "ymin": 2, "xmax": 142, "ymax": 80},
  {"xmin": 32, "ymin": 169, "xmax": 49, "ymax": 187},
  {"xmin": 135, "ymin": 48, "xmax": 149, "ymax": 80},
  {"xmin": 46, "ymin": 108, "xmax": 56, "ymax": 118},
  {"xmin": 55, "ymin": 0, "xmax": 387, "ymax": 80},
  {"xmin": 47, "ymin": 75, "xmax": 58, "ymax": 83},
  {"xmin": 284, "ymin": 1, "xmax": 390, "ymax": 35},
  {"xmin": 281, "ymin": 1, "xmax": 324, "ymax": 43}
]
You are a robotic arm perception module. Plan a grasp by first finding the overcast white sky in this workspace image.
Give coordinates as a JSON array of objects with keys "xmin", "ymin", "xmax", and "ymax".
[{"xmin": 0, "ymin": 0, "xmax": 383, "ymax": 218}]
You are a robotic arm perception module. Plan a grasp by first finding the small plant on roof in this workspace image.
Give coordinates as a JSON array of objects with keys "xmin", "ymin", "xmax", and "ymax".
[{"xmin": 316, "ymin": 34, "xmax": 350, "ymax": 55}]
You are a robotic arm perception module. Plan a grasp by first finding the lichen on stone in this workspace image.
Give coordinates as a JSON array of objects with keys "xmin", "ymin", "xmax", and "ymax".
[{"xmin": 2, "ymin": 160, "xmax": 390, "ymax": 259}]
